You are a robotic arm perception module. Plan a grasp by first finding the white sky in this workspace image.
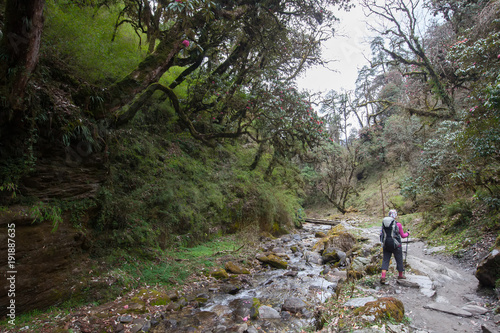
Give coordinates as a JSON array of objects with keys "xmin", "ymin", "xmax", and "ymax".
[{"xmin": 296, "ymin": 3, "xmax": 376, "ymax": 94}]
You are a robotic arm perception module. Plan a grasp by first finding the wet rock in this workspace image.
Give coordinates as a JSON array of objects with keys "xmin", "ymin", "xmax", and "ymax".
[
  {"xmin": 225, "ymin": 261, "xmax": 250, "ymax": 274},
  {"xmin": 423, "ymin": 302, "xmax": 472, "ymax": 317},
  {"xmin": 195, "ymin": 293, "xmax": 210, "ymax": 305},
  {"xmin": 284, "ymin": 270, "xmax": 298, "ymax": 277},
  {"xmin": 230, "ymin": 297, "xmax": 254, "ymax": 320},
  {"xmin": 273, "ymin": 246, "xmax": 286, "ymax": 253},
  {"xmin": 210, "ymin": 267, "xmax": 230, "ymax": 279},
  {"xmin": 221, "ymin": 283, "xmax": 242, "ymax": 294},
  {"xmin": 353, "ymin": 297, "xmax": 405, "ymax": 322},
  {"xmin": 304, "ymin": 250, "xmax": 322, "ymax": 265},
  {"xmin": 259, "ymin": 305, "xmax": 281, "ymax": 319},
  {"xmin": 475, "ymin": 248, "xmax": 500, "ymax": 287},
  {"xmin": 282, "ymin": 297, "xmax": 306, "ymax": 313}
]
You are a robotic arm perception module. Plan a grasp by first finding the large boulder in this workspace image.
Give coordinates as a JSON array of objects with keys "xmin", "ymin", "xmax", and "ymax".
[
  {"xmin": 475, "ymin": 248, "xmax": 500, "ymax": 287},
  {"xmin": 313, "ymin": 224, "xmax": 357, "ymax": 253}
]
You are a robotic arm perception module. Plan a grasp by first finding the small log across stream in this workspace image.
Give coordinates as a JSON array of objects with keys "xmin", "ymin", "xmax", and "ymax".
[{"xmin": 303, "ymin": 217, "xmax": 341, "ymax": 226}]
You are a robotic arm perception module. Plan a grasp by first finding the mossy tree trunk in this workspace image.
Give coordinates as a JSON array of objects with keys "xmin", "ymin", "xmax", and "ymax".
[{"xmin": 105, "ymin": 23, "xmax": 183, "ymax": 114}]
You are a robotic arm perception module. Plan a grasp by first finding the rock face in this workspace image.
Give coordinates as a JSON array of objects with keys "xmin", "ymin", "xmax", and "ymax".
[
  {"xmin": 475, "ymin": 248, "xmax": 500, "ymax": 287},
  {"xmin": 0, "ymin": 206, "xmax": 88, "ymax": 317},
  {"xmin": 0, "ymin": 145, "xmax": 106, "ymax": 316}
]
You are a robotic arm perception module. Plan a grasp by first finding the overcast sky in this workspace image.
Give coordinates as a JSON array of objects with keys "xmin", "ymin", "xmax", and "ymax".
[{"xmin": 296, "ymin": 3, "xmax": 376, "ymax": 94}]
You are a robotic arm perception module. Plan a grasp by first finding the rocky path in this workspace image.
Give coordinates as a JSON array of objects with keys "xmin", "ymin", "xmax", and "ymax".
[{"xmin": 347, "ymin": 222, "xmax": 499, "ymax": 333}]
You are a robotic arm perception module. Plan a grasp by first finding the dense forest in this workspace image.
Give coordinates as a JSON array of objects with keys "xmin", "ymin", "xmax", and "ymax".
[{"xmin": 1, "ymin": 0, "xmax": 500, "ymax": 329}]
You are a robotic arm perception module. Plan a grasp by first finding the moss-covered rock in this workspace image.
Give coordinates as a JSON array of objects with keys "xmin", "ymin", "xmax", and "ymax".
[
  {"xmin": 210, "ymin": 268, "xmax": 229, "ymax": 279},
  {"xmin": 347, "ymin": 270, "xmax": 364, "ymax": 280},
  {"xmin": 475, "ymin": 248, "xmax": 500, "ymax": 287},
  {"xmin": 322, "ymin": 248, "xmax": 340, "ymax": 264},
  {"xmin": 256, "ymin": 253, "xmax": 288, "ymax": 269},
  {"xmin": 225, "ymin": 261, "xmax": 250, "ymax": 274},
  {"xmin": 353, "ymin": 297, "xmax": 405, "ymax": 322},
  {"xmin": 365, "ymin": 264, "xmax": 379, "ymax": 275},
  {"xmin": 313, "ymin": 224, "xmax": 357, "ymax": 253},
  {"xmin": 250, "ymin": 297, "xmax": 261, "ymax": 319},
  {"xmin": 315, "ymin": 231, "xmax": 327, "ymax": 238}
]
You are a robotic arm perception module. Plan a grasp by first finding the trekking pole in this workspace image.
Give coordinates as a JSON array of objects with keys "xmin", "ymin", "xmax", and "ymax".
[{"xmin": 404, "ymin": 230, "xmax": 409, "ymax": 265}]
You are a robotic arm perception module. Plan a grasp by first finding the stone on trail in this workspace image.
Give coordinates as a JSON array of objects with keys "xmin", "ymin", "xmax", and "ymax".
[
  {"xmin": 406, "ymin": 255, "xmax": 463, "ymax": 284},
  {"xmin": 399, "ymin": 275, "xmax": 435, "ymax": 297},
  {"xmin": 423, "ymin": 302, "xmax": 473, "ymax": 317},
  {"xmin": 343, "ymin": 296, "xmax": 377, "ymax": 308},
  {"xmin": 461, "ymin": 304, "xmax": 489, "ymax": 315}
]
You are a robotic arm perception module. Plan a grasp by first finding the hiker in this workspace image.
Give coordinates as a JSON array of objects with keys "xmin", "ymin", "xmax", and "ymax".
[{"xmin": 380, "ymin": 209, "xmax": 409, "ymax": 284}]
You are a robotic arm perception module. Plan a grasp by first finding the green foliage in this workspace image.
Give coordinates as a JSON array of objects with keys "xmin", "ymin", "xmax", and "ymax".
[
  {"xmin": 93, "ymin": 120, "xmax": 303, "ymax": 253},
  {"xmin": 29, "ymin": 201, "xmax": 63, "ymax": 232},
  {"xmin": 42, "ymin": 0, "xmax": 147, "ymax": 83}
]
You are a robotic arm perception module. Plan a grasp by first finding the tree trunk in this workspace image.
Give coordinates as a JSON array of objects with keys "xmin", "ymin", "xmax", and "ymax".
[
  {"xmin": 1, "ymin": 0, "xmax": 45, "ymax": 112},
  {"xmin": 105, "ymin": 24, "xmax": 183, "ymax": 115}
]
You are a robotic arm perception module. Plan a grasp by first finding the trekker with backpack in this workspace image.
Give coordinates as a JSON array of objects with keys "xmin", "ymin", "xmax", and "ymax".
[{"xmin": 379, "ymin": 209, "xmax": 409, "ymax": 284}]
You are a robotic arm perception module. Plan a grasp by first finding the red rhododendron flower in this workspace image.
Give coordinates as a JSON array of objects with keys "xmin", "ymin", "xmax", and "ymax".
[{"xmin": 182, "ymin": 40, "xmax": 190, "ymax": 47}]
